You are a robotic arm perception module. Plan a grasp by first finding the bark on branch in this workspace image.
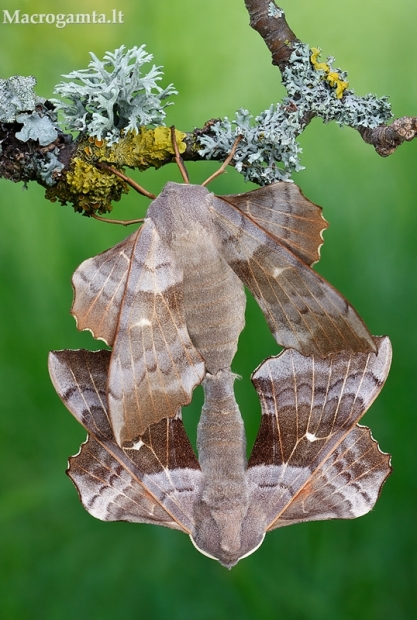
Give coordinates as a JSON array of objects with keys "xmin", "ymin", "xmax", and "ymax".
[
  {"xmin": 359, "ymin": 117, "xmax": 417, "ymax": 156},
  {"xmin": 244, "ymin": 0, "xmax": 298, "ymax": 70}
]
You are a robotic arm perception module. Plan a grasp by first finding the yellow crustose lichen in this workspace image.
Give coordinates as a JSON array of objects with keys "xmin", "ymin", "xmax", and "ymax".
[
  {"xmin": 46, "ymin": 127, "xmax": 187, "ymax": 214},
  {"xmin": 115, "ymin": 126, "xmax": 186, "ymax": 169},
  {"xmin": 310, "ymin": 47, "xmax": 349, "ymax": 99}
]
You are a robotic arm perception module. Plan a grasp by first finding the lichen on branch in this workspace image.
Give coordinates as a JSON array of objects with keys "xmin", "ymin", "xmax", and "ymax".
[
  {"xmin": 52, "ymin": 45, "xmax": 177, "ymax": 145},
  {"xmin": 0, "ymin": 1, "xmax": 415, "ymax": 214},
  {"xmin": 46, "ymin": 127, "xmax": 186, "ymax": 213},
  {"xmin": 197, "ymin": 43, "xmax": 392, "ymax": 184},
  {"xmin": 243, "ymin": 0, "xmax": 415, "ymax": 157},
  {"xmin": 52, "ymin": 40, "xmax": 392, "ymax": 188}
]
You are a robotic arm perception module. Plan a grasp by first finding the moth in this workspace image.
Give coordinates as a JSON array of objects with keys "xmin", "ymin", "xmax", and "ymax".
[
  {"xmin": 71, "ymin": 140, "xmax": 375, "ymax": 446},
  {"xmin": 48, "ymin": 336, "xmax": 391, "ymax": 569}
]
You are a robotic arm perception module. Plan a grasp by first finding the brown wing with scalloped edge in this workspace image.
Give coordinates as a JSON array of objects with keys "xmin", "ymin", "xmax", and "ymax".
[
  {"xmin": 270, "ymin": 424, "xmax": 391, "ymax": 528},
  {"xmin": 107, "ymin": 219, "xmax": 205, "ymax": 445},
  {"xmin": 48, "ymin": 348, "xmax": 202, "ymax": 532},
  {"xmin": 71, "ymin": 230, "xmax": 138, "ymax": 346},
  {"xmin": 219, "ymin": 181, "xmax": 327, "ymax": 266},
  {"xmin": 211, "ymin": 194, "xmax": 376, "ymax": 357},
  {"xmin": 247, "ymin": 336, "xmax": 392, "ymax": 530}
]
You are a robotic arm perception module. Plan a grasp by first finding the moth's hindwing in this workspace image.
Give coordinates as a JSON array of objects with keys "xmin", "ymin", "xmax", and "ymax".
[
  {"xmin": 48, "ymin": 349, "xmax": 202, "ymax": 533},
  {"xmin": 247, "ymin": 337, "xmax": 392, "ymax": 530}
]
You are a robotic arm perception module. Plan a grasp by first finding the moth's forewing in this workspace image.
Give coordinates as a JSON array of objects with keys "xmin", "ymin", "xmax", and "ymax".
[
  {"xmin": 269, "ymin": 425, "xmax": 392, "ymax": 529},
  {"xmin": 211, "ymin": 194, "xmax": 376, "ymax": 357},
  {"xmin": 71, "ymin": 230, "xmax": 138, "ymax": 346},
  {"xmin": 107, "ymin": 219, "xmax": 206, "ymax": 444},
  {"xmin": 247, "ymin": 337, "xmax": 392, "ymax": 530},
  {"xmin": 219, "ymin": 181, "xmax": 328, "ymax": 266},
  {"xmin": 68, "ymin": 434, "xmax": 185, "ymax": 528}
]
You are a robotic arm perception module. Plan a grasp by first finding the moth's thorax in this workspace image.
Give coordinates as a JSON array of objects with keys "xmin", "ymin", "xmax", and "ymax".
[
  {"xmin": 148, "ymin": 183, "xmax": 246, "ymax": 374},
  {"xmin": 147, "ymin": 182, "xmax": 215, "ymax": 246}
]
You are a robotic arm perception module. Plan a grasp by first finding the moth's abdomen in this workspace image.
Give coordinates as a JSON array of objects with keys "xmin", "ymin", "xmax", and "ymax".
[
  {"xmin": 197, "ymin": 369, "xmax": 247, "ymax": 498},
  {"xmin": 182, "ymin": 232, "xmax": 246, "ymax": 373},
  {"xmin": 192, "ymin": 370, "xmax": 263, "ymax": 568}
]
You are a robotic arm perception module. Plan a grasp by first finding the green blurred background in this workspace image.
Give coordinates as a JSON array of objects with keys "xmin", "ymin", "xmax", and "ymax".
[{"xmin": 1, "ymin": 1, "xmax": 416, "ymax": 618}]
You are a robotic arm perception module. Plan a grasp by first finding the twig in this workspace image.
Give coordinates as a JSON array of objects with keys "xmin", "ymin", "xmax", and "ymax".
[
  {"xmin": 0, "ymin": 0, "xmax": 415, "ymax": 200},
  {"xmin": 242, "ymin": 0, "xmax": 417, "ymax": 156},
  {"xmin": 359, "ymin": 117, "xmax": 417, "ymax": 156},
  {"xmin": 244, "ymin": 0, "xmax": 298, "ymax": 70}
]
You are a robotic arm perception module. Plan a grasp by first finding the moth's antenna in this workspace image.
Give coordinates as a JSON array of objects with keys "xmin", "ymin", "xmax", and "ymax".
[
  {"xmin": 202, "ymin": 135, "xmax": 242, "ymax": 187},
  {"xmin": 95, "ymin": 162, "xmax": 156, "ymax": 200},
  {"xmin": 170, "ymin": 126, "xmax": 190, "ymax": 183},
  {"xmin": 91, "ymin": 213, "xmax": 144, "ymax": 227}
]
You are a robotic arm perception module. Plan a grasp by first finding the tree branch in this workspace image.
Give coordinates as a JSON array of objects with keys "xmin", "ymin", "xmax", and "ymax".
[
  {"xmin": 243, "ymin": 0, "xmax": 298, "ymax": 70},
  {"xmin": 359, "ymin": 116, "xmax": 417, "ymax": 156},
  {"xmin": 0, "ymin": 118, "xmax": 231, "ymax": 188},
  {"xmin": 0, "ymin": 1, "xmax": 415, "ymax": 215},
  {"xmin": 0, "ymin": 121, "xmax": 75, "ymax": 185},
  {"xmin": 243, "ymin": 0, "xmax": 417, "ymax": 156}
]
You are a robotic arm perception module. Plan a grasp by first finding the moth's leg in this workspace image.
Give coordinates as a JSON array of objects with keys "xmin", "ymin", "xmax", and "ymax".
[
  {"xmin": 170, "ymin": 125, "xmax": 190, "ymax": 183},
  {"xmin": 202, "ymin": 135, "xmax": 242, "ymax": 187},
  {"xmin": 90, "ymin": 162, "xmax": 154, "ymax": 226},
  {"xmin": 90, "ymin": 213, "xmax": 145, "ymax": 226},
  {"xmin": 95, "ymin": 162, "xmax": 156, "ymax": 199}
]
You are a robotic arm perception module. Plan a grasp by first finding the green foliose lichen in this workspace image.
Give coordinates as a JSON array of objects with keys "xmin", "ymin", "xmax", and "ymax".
[{"xmin": 198, "ymin": 42, "xmax": 392, "ymax": 184}]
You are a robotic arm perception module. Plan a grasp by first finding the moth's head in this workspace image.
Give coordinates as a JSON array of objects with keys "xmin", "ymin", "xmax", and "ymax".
[
  {"xmin": 157, "ymin": 181, "xmax": 212, "ymax": 207},
  {"xmin": 160, "ymin": 181, "xmax": 211, "ymax": 196},
  {"xmin": 190, "ymin": 506, "xmax": 266, "ymax": 569}
]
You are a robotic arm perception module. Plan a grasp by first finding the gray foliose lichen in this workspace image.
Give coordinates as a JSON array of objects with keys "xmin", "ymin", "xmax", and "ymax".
[
  {"xmin": 0, "ymin": 75, "xmax": 58, "ymax": 146},
  {"xmin": 52, "ymin": 45, "xmax": 177, "ymax": 145},
  {"xmin": 197, "ymin": 43, "xmax": 392, "ymax": 184}
]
